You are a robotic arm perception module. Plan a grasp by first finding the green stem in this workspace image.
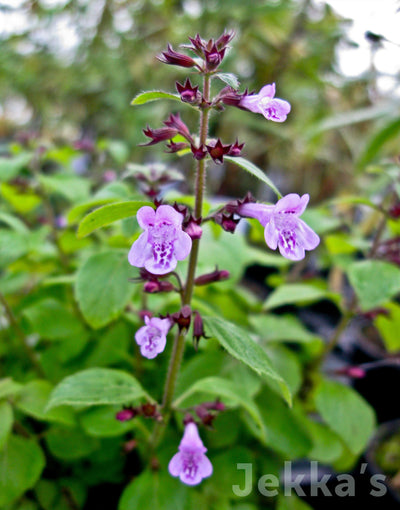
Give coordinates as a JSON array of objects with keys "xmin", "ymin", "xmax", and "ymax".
[{"xmin": 151, "ymin": 75, "xmax": 211, "ymax": 448}]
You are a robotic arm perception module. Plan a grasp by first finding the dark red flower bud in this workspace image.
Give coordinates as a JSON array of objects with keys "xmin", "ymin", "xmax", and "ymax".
[
  {"xmin": 184, "ymin": 216, "xmax": 202, "ymax": 240},
  {"xmin": 141, "ymin": 403, "xmax": 158, "ymax": 417},
  {"xmin": 176, "ymin": 78, "xmax": 201, "ymax": 104},
  {"xmin": 163, "ymin": 113, "xmax": 193, "ymax": 142},
  {"xmin": 157, "ymin": 44, "xmax": 197, "ymax": 68},
  {"xmin": 204, "ymin": 43, "xmax": 225, "ymax": 71},
  {"xmin": 187, "ymin": 33, "xmax": 206, "ymax": 56},
  {"xmin": 165, "ymin": 141, "xmax": 189, "ymax": 153},
  {"xmin": 206, "ymin": 139, "xmax": 231, "ymax": 164},
  {"xmin": 171, "ymin": 305, "xmax": 192, "ymax": 331},
  {"xmin": 143, "ymin": 280, "xmax": 175, "ymax": 293},
  {"xmin": 218, "ymin": 87, "xmax": 249, "ymax": 107},
  {"xmin": 204, "ymin": 399, "xmax": 226, "ymax": 412},
  {"xmin": 193, "ymin": 311, "xmax": 209, "ymax": 350},
  {"xmin": 227, "ymin": 140, "xmax": 244, "ymax": 157},
  {"xmin": 215, "ymin": 30, "xmax": 235, "ymax": 50},
  {"xmin": 194, "ymin": 268, "xmax": 230, "ymax": 286},
  {"xmin": 191, "ymin": 144, "xmax": 207, "ymax": 160},
  {"xmin": 183, "ymin": 413, "xmax": 196, "ymax": 426},
  {"xmin": 141, "ymin": 126, "xmax": 178, "ymax": 146},
  {"xmin": 116, "ymin": 408, "xmax": 138, "ymax": 422},
  {"xmin": 362, "ymin": 307, "xmax": 390, "ymax": 320},
  {"xmin": 138, "ymin": 309, "xmax": 153, "ymax": 321},
  {"xmin": 389, "ymin": 203, "xmax": 400, "ymax": 219},
  {"xmin": 334, "ymin": 366, "xmax": 366, "ymax": 379},
  {"xmin": 195, "ymin": 405, "xmax": 215, "ymax": 427},
  {"xmin": 172, "ymin": 202, "xmax": 189, "ymax": 218},
  {"xmin": 214, "ymin": 212, "xmax": 240, "ymax": 233}
]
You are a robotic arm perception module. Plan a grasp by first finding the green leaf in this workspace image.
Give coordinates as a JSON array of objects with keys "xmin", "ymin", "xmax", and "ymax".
[
  {"xmin": 174, "ymin": 376, "xmax": 266, "ymax": 441},
  {"xmin": 314, "ymin": 379, "xmax": 376, "ymax": 456},
  {"xmin": 0, "ymin": 401, "xmax": 13, "ymax": 450},
  {"xmin": 277, "ymin": 494, "xmax": 313, "ymax": 510},
  {"xmin": 77, "ymin": 200, "xmax": 150, "ymax": 238},
  {"xmin": 224, "ymin": 156, "xmax": 282, "ymax": 198},
  {"xmin": 0, "ymin": 435, "xmax": 45, "ymax": 506},
  {"xmin": 45, "ymin": 426, "xmax": 99, "ymax": 460},
  {"xmin": 0, "ymin": 378, "xmax": 22, "ymax": 400},
  {"xmin": 375, "ymin": 302, "xmax": 400, "ymax": 352},
  {"xmin": 214, "ymin": 72, "xmax": 240, "ymax": 89},
  {"xmin": 253, "ymin": 388, "xmax": 312, "ymax": 458},
  {"xmin": 38, "ymin": 174, "xmax": 90, "ymax": 203},
  {"xmin": 347, "ymin": 260, "xmax": 400, "ymax": 311},
  {"xmin": 75, "ymin": 251, "xmax": 135, "ymax": 328},
  {"xmin": 46, "ymin": 368, "xmax": 149, "ymax": 410},
  {"xmin": 263, "ymin": 283, "xmax": 330, "ymax": 310},
  {"xmin": 80, "ymin": 406, "xmax": 136, "ymax": 437},
  {"xmin": 119, "ymin": 469, "xmax": 191, "ymax": 510},
  {"xmin": 203, "ymin": 316, "xmax": 292, "ymax": 405},
  {"xmin": 357, "ymin": 117, "xmax": 400, "ymax": 169},
  {"xmin": 67, "ymin": 197, "xmax": 120, "ymax": 224},
  {"xmin": 23, "ymin": 298, "xmax": 87, "ymax": 340},
  {"xmin": 0, "ymin": 153, "xmax": 32, "ymax": 182},
  {"xmin": 131, "ymin": 90, "xmax": 182, "ymax": 106},
  {"xmin": 15, "ymin": 380, "xmax": 76, "ymax": 426}
]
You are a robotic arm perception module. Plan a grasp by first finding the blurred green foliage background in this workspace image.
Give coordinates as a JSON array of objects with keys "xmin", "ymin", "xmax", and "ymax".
[{"xmin": 1, "ymin": 0, "xmax": 399, "ymax": 201}]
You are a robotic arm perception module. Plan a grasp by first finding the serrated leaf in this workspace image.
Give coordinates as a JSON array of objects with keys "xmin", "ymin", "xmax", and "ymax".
[
  {"xmin": 347, "ymin": 260, "xmax": 400, "ymax": 311},
  {"xmin": 174, "ymin": 376, "xmax": 266, "ymax": 441},
  {"xmin": 214, "ymin": 72, "xmax": 240, "ymax": 89},
  {"xmin": 75, "ymin": 251, "xmax": 134, "ymax": 328},
  {"xmin": 131, "ymin": 90, "xmax": 181, "ymax": 105},
  {"xmin": 46, "ymin": 368, "xmax": 149, "ymax": 410},
  {"xmin": 15, "ymin": 380, "xmax": 76, "ymax": 426},
  {"xmin": 224, "ymin": 156, "xmax": 282, "ymax": 198},
  {"xmin": 314, "ymin": 379, "xmax": 375, "ymax": 456},
  {"xmin": 77, "ymin": 200, "xmax": 150, "ymax": 238},
  {"xmin": 203, "ymin": 316, "xmax": 291, "ymax": 405}
]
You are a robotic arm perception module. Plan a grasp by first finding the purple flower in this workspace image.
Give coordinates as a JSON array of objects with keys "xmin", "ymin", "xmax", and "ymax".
[
  {"xmin": 239, "ymin": 83, "xmax": 291, "ymax": 122},
  {"xmin": 135, "ymin": 316, "xmax": 171, "ymax": 359},
  {"xmin": 239, "ymin": 194, "xmax": 320, "ymax": 261},
  {"xmin": 128, "ymin": 205, "xmax": 192, "ymax": 275},
  {"xmin": 168, "ymin": 422, "xmax": 213, "ymax": 485}
]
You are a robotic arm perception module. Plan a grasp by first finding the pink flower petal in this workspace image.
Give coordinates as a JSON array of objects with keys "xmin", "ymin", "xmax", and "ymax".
[
  {"xmin": 259, "ymin": 83, "xmax": 276, "ymax": 99},
  {"xmin": 264, "ymin": 220, "xmax": 279, "ymax": 250},
  {"xmin": 145, "ymin": 254, "xmax": 177, "ymax": 275},
  {"xmin": 156, "ymin": 205, "xmax": 184, "ymax": 227},
  {"xmin": 175, "ymin": 231, "xmax": 192, "ymax": 260},
  {"xmin": 275, "ymin": 193, "xmax": 308, "ymax": 215},
  {"xmin": 136, "ymin": 206, "xmax": 156, "ymax": 229},
  {"xmin": 168, "ymin": 452, "xmax": 183, "ymax": 477},
  {"xmin": 297, "ymin": 218, "xmax": 320, "ymax": 250},
  {"xmin": 128, "ymin": 232, "xmax": 151, "ymax": 267}
]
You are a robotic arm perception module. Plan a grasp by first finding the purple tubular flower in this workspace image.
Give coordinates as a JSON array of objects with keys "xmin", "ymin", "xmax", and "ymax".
[
  {"xmin": 168, "ymin": 422, "xmax": 213, "ymax": 485},
  {"xmin": 135, "ymin": 315, "xmax": 171, "ymax": 359},
  {"xmin": 128, "ymin": 205, "xmax": 192, "ymax": 275},
  {"xmin": 239, "ymin": 194, "xmax": 320, "ymax": 261},
  {"xmin": 239, "ymin": 83, "xmax": 291, "ymax": 122}
]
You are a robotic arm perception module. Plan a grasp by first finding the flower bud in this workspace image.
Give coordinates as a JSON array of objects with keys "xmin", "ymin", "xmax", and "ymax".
[
  {"xmin": 176, "ymin": 78, "xmax": 201, "ymax": 104},
  {"xmin": 206, "ymin": 139, "xmax": 231, "ymax": 164},
  {"xmin": 116, "ymin": 408, "xmax": 138, "ymax": 422},
  {"xmin": 191, "ymin": 144, "xmax": 207, "ymax": 160},
  {"xmin": 184, "ymin": 216, "xmax": 203, "ymax": 240},
  {"xmin": 194, "ymin": 268, "xmax": 230, "ymax": 286},
  {"xmin": 157, "ymin": 44, "xmax": 197, "ymax": 68},
  {"xmin": 141, "ymin": 126, "xmax": 178, "ymax": 146}
]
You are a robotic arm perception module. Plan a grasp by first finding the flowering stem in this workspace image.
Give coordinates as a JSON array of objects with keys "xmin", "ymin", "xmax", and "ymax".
[{"xmin": 151, "ymin": 74, "xmax": 211, "ymax": 448}]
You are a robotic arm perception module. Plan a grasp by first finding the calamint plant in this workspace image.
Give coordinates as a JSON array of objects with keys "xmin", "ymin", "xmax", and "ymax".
[{"xmin": 120, "ymin": 29, "xmax": 318, "ymax": 485}]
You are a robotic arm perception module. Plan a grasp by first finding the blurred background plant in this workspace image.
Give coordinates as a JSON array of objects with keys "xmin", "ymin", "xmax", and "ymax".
[{"xmin": 1, "ymin": 1, "xmax": 400, "ymax": 510}]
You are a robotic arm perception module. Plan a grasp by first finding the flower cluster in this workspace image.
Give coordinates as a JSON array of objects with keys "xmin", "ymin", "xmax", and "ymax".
[{"xmin": 125, "ymin": 30, "xmax": 321, "ymax": 488}]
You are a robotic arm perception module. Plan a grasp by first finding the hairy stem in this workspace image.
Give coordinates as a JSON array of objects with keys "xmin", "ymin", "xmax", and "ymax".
[{"xmin": 151, "ymin": 75, "xmax": 211, "ymax": 448}]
